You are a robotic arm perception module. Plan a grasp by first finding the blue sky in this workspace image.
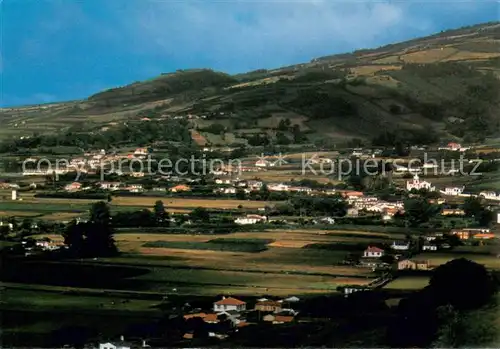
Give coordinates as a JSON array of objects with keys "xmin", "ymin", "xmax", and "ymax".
[{"xmin": 1, "ymin": 0, "xmax": 498, "ymax": 107}]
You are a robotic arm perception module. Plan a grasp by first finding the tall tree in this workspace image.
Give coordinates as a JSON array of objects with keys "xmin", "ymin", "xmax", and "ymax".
[
  {"xmin": 153, "ymin": 200, "xmax": 169, "ymax": 227},
  {"xmin": 429, "ymin": 258, "xmax": 497, "ymax": 310},
  {"xmin": 62, "ymin": 219, "xmax": 86, "ymax": 255},
  {"xmin": 86, "ymin": 201, "xmax": 117, "ymax": 256}
]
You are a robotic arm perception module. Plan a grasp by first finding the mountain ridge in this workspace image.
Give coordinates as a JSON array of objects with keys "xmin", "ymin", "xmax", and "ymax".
[{"xmin": 1, "ymin": 21, "xmax": 499, "ymax": 150}]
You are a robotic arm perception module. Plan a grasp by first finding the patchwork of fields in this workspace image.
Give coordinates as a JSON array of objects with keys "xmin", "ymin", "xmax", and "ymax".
[{"xmin": 0, "ymin": 194, "xmax": 275, "ymax": 220}]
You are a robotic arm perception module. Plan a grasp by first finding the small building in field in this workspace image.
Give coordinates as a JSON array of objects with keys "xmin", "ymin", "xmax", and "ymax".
[
  {"xmin": 398, "ymin": 259, "xmax": 430, "ymax": 270},
  {"xmin": 422, "ymin": 243, "xmax": 438, "ymax": 251},
  {"xmin": 262, "ymin": 314, "xmax": 295, "ymax": 324},
  {"xmin": 170, "ymin": 184, "xmax": 191, "ymax": 192},
  {"xmin": 255, "ymin": 300, "xmax": 282, "ymax": 313},
  {"xmin": 234, "ymin": 214, "xmax": 267, "ymax": 225},
  {"xmin": 441, "ymin": 208, "xmax": 465, "ymax": 216},
  {"xmin": 363, "ymin": 246, "xmax": 384, "ymax": 258},
  {"xmin": 255, "ymin": 159, "xmax": 275, "ymax": 168},
  {"xmin": 64, "ymin": 182, "xmax": 82, "ymax": 192},
  {"xmin": 391, "ymin": 241, "xmax": 410, "ymax": 251},
  {"xmin": 441, "ymin": 186, "xmax": 465, "ymax": 196}
]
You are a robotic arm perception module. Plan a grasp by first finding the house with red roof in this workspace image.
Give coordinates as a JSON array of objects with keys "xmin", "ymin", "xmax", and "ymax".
[
  {"xmin": 213, "ymin": 296, "xmax": 246, "ymax": 312},
  {"xmin": 363, "ymin": 246, "xmax": 385, "ymax": 258}
]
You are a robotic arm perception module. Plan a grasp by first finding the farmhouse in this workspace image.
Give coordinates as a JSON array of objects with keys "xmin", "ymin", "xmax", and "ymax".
[
  {"xmin": 262, "ymin": 314, "xmax": 295, "ymax": 324},
  {"xmin": 215, "ymin": 178, "xmax": 232, "ymax": 185},
  {"xmin": 268, "ymin": 183, "xmax": 290, "ymax": 191},
  {"xmin": 247, "ymin": 180, "xmax": 264, "ymax": 190},
  {"xmin": 129, "ymin": 172, "xmax": 145, "ymax": 178},
  {"xmin": 213, "ymin": 297, "xmax": 246, "ymax": 312},
  {"xmin": 441, "ymin": 208, "xmax": 465, "ymax": 216},
  {"xmin": 391, "ymin": 241, "xmax": 410, "ymax": 251},
  {"xmin": 289, "ymin": 186, "xmax": 313, "ymax": 193},
  {"xmin": 99, "ymin": 181, "xmax": 121, "ymax": 190},
  {"xmin": 406, "ymin": 174, "xmax": 435, "ymax": 192},
  {"xmin": 255, "ymin": 300, "xmax": 282, "ymax": 313},
  {"xmin": 127, "ymin": 184, "xmax": 144, "ymax": 193},
  {"xmin": 363, "ymin": 246, "xmax": 384, "ymax": 258},
  {"xmin": 441, "ymin": 186, "xmax": 465, "ymax": 196},
  {"xmin": 214, "ymin": 187, "xmax": 237, "ymax": 194},
  {"xmin": 234, "ymin": 214, "xmax": 267, "ymax": 225},
  {"xmin": 341, "ymin": 191, "xmax": 364, "ymax": 199},
  {"xmin": 398, "ymin": 259, "xmax": 430, "ymax": 270},
  {"xmin": 480, "ymin": 191, "xmax": 499, "ymax": 200},
  {"xmin": 439, "ymin": 142, "xmax": 470, "ymax": 152},
  {"xmin": 170, "ymin": 184, "xmax": 191, "ymax": 192},
  {"xmin": 134, "ymin": 147, "xmax": 149, "ymax": 155},
  {"xmin": 255, "ymin": 159, "xmax": 275, "ymax": 168},
  {"xmin": 64, "ymin": 182, "xmax": 82, "ymax": 192},
  {"xmin": 422, "ymin": 242, "xmax": 438, "ymax": 251}
]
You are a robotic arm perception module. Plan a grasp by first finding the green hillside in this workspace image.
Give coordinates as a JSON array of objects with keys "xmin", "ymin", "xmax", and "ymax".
[{"xmin": 1, "ymin": 22, "xmax": 500, "ymax": 151}]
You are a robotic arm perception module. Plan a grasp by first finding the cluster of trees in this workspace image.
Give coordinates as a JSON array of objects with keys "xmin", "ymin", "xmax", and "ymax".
[
  {"xmin": 395, "ymin": 197, "xmax": 441, "ymax": 227},
  {"xmin": 198, "ymin": 123, "xmax": 226, "ymax": 135},
  {"xmin": 463, "ymin": 196, "xmax": 495, "ymax": 226},
  {"xmin": 112, "ymin": 200, "xmax": 170, "ymax": 228},
  {"xmin": 399, "ymin": 63, "xmax": 500, "ymax": 142},
  {"xmin": 271, "ymin": 195, "xmax": 348, "ymax": 217},
  {"xmin": 288, "ymin": 89, "xmax": 357, "ymax": 120},
  {"xmin": 0, "ymin": 120, "xmax": 191, "ymax": 152},
  {"xmin": 63, "ymin": 202, "xmax": 117, "ymax": 257},
  {"xmin": 371, "ymin": 129, "xmax": 439, "ymax": 149}
]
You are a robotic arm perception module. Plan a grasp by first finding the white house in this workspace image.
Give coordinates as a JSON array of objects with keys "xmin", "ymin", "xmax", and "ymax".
[
  {"xmin": 422, "ymin": 163, "xmax": 439, "ymax": 169},
  {"xmin": 391, "ymin": 241, "xmax": 410, "ymax": 251},
  {"xmin": 406, "ymin": 174, "xmax": 435, "ymax": 192},
  {"xmin": 363, "ymin": 246, "xmax": 384, "ymax": 258},
  {"xmin": 441, "ymin": 186, "xmax": 465, "ymax": 196},
  {"xmin": 422, "ymin": 243, "xmax": 438, "ymax": 251},
  {"xmin": 99, "ymin": 182, "xmax": 121, "ymax": 191},
  {"xmin": 319, "ymin": 217, "xmax": 335, "ymax": 224},
  {"xmin": 268, "ymin": 183, "xmax": 290, "ymax": 192},
  {"xmin": 213, "ymin": 297, "xmax": 246, "ymax": 312},
  {"xmin": 247, "ymin": 180, "xmax": 264, "ymax": 190},
  {"xmin": 255, "ymin": 159, "xmax": 275, "ymax": 168},
  {"xmin": 480, "ymin": 191, "xmax": 499, "ymax": 200},
  {"xmin": 234, "ymin": 214, "xmax": 267, "ymax": 225},
  {"xmin": 215, "ymin": 178, "xmax": 232, "ymax": 185},
  {"xmin": 126, "ymin": 184, "xmax": 144, "ymax": 193}
]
